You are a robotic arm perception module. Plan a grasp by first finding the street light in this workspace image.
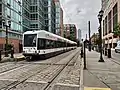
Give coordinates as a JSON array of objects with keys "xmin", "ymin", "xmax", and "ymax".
[
  {"xmin": 2, "ymin": 19, "xmax": 11, "ymax": 57},
  {"xmin": 97, "ymin": 10, "xmax": 104, "ymax": 62}
]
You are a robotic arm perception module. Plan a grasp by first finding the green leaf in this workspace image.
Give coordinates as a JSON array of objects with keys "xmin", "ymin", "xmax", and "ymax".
[{"xmin": 113, "ymin": 23, "xmax": 120, "ymax": 36}]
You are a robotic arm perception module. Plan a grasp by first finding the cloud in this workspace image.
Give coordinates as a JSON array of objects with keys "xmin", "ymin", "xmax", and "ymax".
[{"xmin": 60, "ymin": 0, "xmax": 101, "ymax": 39}]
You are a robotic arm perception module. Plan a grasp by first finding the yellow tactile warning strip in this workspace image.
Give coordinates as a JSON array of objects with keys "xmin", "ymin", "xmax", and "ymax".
[
  {"xmin": 16, "ymin": 56, "xmax": 25, "ymax": 59},
  {"xmin": 84, "ymin": 87, "xmax": 111, "ymax": 90}
]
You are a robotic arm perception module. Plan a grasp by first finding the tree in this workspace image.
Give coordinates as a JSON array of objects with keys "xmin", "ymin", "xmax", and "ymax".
[
  {"xmin": 0, "ymin": 29, "xmax": 4, "ymax": 32},
  {"xmin": 113, "ymin": 23, "xmax": 120, "ymax": 36},
  {"xmin": 67, "ymin": 34, "xmax": 75, "ymax": 41}
]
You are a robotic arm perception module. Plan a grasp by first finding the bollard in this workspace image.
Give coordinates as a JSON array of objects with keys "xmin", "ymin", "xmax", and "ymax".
[
  {"xmin": 0, "ymin": 50, "xmax": 1, "ymax": 61},
  {"xmin": 81, "ymin": 49, "xmax": 83, "ymax": 58},
  {"xmin": 108, "ymin": 48, "xmax": 111, "ymax": 58},
  {"xmin": 103, "ymin": 49, "xmax": 104, "ymax": 54},
  {"xmin": 11, "ymin": 49, "xmax": 14, "ymax": 58},
  {"xmin": 84, "ymin": 41, "xmax": 87, "ymax": 69},
  {"xmin": 105, "ymin": 48, "xmax": 107, "ymax": 56}
]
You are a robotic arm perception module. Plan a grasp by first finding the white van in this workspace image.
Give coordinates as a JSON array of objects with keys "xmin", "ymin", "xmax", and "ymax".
[{"xmin": 115, "ymin": 41, "xmax": 120, "ymax": 53}]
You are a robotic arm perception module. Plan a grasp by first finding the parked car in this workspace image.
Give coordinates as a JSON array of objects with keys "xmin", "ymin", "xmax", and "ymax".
[{"xmin": 115, "ymin": 41, "xmax": 120, "ymax": 53}]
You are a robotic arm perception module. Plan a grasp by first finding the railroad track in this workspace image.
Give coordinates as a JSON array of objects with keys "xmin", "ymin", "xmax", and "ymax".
[
  {"xmin": 17, "ymin": 49, "xmax": 76, "ymax": 65},
  {"xmin": 0, "ymin": 48, "xmax": 81, "ymax": 90}
]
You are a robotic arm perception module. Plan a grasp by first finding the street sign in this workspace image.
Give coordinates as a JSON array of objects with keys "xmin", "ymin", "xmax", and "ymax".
[{"xmin": 84, "ymin": 87, "xmax": 111, "ymax": 90}]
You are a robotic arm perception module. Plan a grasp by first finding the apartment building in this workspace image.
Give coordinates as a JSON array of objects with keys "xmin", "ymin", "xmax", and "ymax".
[{"xmin": 63, "ymin": 24, "xmax": 77, "ymax": 41}]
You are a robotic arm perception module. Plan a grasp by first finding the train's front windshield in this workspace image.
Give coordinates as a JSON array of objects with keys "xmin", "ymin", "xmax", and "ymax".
[{"xmin": 24, "ymin": 34, "xmax": 37, "ymax": 47}]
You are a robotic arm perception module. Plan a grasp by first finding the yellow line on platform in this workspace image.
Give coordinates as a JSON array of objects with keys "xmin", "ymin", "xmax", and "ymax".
[
  {"xmin": 16, "ymin": 56, "xmax": 25, "ymax": 59},
  {"xmin": 84, "ymin": 87, "xmax": 111, "ymax": 90}
]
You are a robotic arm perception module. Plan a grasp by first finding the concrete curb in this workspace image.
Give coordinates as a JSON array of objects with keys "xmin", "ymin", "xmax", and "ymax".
[
  {"xmin": 80, "ymin": 57, "xmax": 84, "ymax": 90},
  {"xmin": 0, "ymin": 56, "xmax": 25, "ymax": 63}
]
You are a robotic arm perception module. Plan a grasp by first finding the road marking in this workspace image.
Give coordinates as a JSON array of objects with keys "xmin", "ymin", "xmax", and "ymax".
[{"xmin": 84, "ymin": 87, "xmax": 111, "ymax": 90}]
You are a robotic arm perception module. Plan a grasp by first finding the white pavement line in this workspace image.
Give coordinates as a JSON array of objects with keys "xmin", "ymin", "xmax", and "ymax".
[
  {"xmin": 25, "ymin": 80, "xmax": 47, "ymax": 84},
  {"xmin": 0, "ymin": 78, "xmax": 17, "ymax": 81},
  {"xmin": 55, "ymin": 83, "xmax": 80, "ymax": 87},
  {"xmin": 80, "ymin": 57, "xmax": 84, "ymax": 90}
]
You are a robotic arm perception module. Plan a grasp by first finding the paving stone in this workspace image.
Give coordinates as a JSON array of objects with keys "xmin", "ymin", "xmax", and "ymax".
[
  {"xmin": 0, "ymin": 64, "xmax": 48, "ymax": 81},
  {"xmin": 0, "ymin": 80, "xmax": 15, "ymax": 89},
  {"xmin": 108, "ymin": 83, "xmax": 120, "ymax": 90},
  {"xmin": 0, "ymin": 63, "xmax": 23, "ymax": 74},
  {"xmin": 51, "ymin": 55, "xmax": 81, "ymax": 90},
  {"xmin": 10, "ymin": 81, "xmax": 47, "ymax": 90},
  {"xmin": 27, "ymin": 65, "xmax": 64, "ymax": 83},
  {"xmin": 53, "ymin": 83, "xmax": 79, "ymax": 90}
]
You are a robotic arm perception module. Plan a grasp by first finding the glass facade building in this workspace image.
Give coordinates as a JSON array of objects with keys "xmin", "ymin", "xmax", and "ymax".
[
  {"xmin": 29, "ymin": 0, "xmax": 46, "ymax": 31},
  {"xmin": 0, "ymin": 0, "xmax": 56, "ymax": 37},
  {"xmin": 0, "ymin": 0, "xmax": 57, "ymax": 52},
  {"xmin": 0, "ymin": 0, "xmax": 23, "ymax": 52},
  {"xmin": 54, "ymin": 0, "xmax": 61, "ymax": 35},
  {"xmin": 23, "ymin": 0, "xmax": 56, "ymax": 33},
  {"xmin": 0, "ymin": 0, "xmax": 22, "ymax": 39},
  {"xmin": 47, "ymin": 0, "xmax": 56, "ymax": 34}
]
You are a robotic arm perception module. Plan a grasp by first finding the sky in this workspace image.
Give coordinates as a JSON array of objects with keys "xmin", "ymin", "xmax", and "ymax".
[{"xmin": 59, "ymin": 0, "xmax": 101, "ymax": 40}]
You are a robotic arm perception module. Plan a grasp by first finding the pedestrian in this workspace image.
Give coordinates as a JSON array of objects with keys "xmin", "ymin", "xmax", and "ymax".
[
  {"xmin": 11, "ymin": 42, "xmax": 14, "ymax": 53},
  {"xmin": 10, "ymin": 42, "xmax": 14, "ymax": 58}
]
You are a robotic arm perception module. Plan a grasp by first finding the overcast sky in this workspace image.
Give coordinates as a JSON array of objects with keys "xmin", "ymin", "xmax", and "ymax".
[{"xmin": 60, "ymin": 0, "xmax": 101, "ymax": 40}]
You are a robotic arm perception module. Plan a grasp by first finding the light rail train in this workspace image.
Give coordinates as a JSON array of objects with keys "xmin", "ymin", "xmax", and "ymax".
[{"xmin": 22, "ymin": 30, "xmax": 77, "ymax": 60}]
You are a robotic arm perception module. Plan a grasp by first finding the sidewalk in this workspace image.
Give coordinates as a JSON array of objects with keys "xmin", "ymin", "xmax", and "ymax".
[
  {"xmin": 1, "ymin": 53, "xmax": 25, "ymax": 62},
  {"xmin": 83, "ymin": 49, "xmax": 120, "ymax": 90}
]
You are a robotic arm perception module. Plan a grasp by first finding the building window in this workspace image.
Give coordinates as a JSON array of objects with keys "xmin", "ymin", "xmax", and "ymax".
[
  {"xmin": 30, "ymin": 14, "xmax": 38, "ymax": 20},
  {"xmin": 108, "ymin": 11, "xmax": 111, "ymax": 33},
  {"xmin": 0, "ymin": 4, "xmax": 2, "ymax": 12},
  {"xmin": 30, "ymin": 24, "xmax": 38, "ymax": 28},
  {"xmin": 30, "ymin": 6, "xmax": 37, "ymax": 12},
  {"xmin": 30, "ymin": 0, "xmax": 37, "ymax": 4},
  {"xmin": 113, "ymin": 3, "xmax": 118, "ymax": 30},
  {"xmin": 105, "ymin": 16, "xmax": 107, "ymax": 35},
  {"xmin": 103, "ymin": 20, "xmax": 105, "ymax": 36}
]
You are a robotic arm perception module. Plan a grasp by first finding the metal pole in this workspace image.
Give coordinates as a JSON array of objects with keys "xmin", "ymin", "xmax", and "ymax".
[
  {"xmin": 5, "ymin": 25, "xmax": 8, "ymax": 57},
  {"xmin": 0, "ymin": 50, "xmax": 1, "ymax": 61},
  {"xmin": 86, "ymin": 34, "xmax": 87, "ymax": 40},
  {"xmin": 88, "ymin": 21, "xmax": 91, "ymax": 51},
  {"xmin": 84, "ymin": 41, "xmax": 87, "ymax": 69},
  {"xmin": 94, "ymin": 33, "xmax": 95, "ymax": 50},
  {"xmin": 98, "ymin": 20, "xmax": 104, "ymax": 62}
]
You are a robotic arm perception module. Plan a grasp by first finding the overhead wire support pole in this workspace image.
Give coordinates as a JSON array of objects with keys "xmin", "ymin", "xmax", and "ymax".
[
  {"xmin": 84, "ymin": 41, "xmax": 87, "ymax": 69},
  {"xmin": 88, "ymin": 21, "xmax": 91, "ymax": 51}
]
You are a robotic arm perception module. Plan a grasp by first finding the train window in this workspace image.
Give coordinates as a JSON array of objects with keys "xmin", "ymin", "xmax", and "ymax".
[
  {"xmin": 37, "ymin": 38, "xmax": 45, "ymax": 49},
  {"xmin": 46, "ymin": 40, "xmax": 50, "ymax": 49},
  {"xmin": 24, "ymin": 34, "xmax": 37, "ymax": 47},
  {"xmin": 46, "ymin": 40, "xmax": 55, "ymax": 49}
]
